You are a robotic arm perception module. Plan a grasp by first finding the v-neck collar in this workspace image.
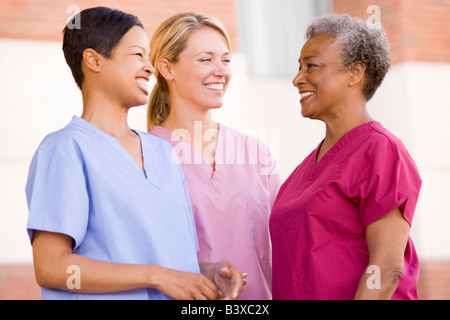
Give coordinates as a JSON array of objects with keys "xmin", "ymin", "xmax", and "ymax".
[
  {"xmin": 308, "ymin": 121, "xmax": 379, "ymax": 180},
  {"xmin": 72, "ymin": 116, "xmax": 160, "ymax": 189},
  {"xmin": 151, "ymin": 124, "xmax": 224, "ymax": 191}
]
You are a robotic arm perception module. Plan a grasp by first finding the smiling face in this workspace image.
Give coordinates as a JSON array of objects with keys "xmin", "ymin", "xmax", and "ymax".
[
  {"xmin": 99, "ymin": 26, "xmax": 155, "ymax": 108},
  {"xmin": 292, "ymin": 34, "xmax": 351, "ymax": 120},
  {"xmin": 167, "ymin": 27, "xmax": 231, "ymax": 112}
]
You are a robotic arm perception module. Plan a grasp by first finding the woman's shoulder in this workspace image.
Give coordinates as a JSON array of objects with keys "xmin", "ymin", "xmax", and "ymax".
[
  {"xmin": 367, "ymin": 122, "xmax": 404, "ymax": 145},
  {"xmin": 351, "ymin": 122, "xmax": 420, "ymax": 178},
  {"xmin": 35, "ymin": 118, "xmax": 88, "ymax": 156},
  {"xmin": 362, "ymin": 122, "xmax": 412, "ymax": 157}
]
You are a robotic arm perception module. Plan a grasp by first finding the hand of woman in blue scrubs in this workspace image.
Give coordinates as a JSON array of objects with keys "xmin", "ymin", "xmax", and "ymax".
[{"xmin": 152, "ymin": 265, "xmax": 221, "ymax": 300}]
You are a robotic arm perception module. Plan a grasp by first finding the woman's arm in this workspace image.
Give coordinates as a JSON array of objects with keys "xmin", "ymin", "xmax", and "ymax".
[
  {"xmin": 354, "ymin": 208, "xmax": 411, "ymax": 299},
  {"xmin": 32, "ymin": 230, "xmax": 220, "ymax": 299}
]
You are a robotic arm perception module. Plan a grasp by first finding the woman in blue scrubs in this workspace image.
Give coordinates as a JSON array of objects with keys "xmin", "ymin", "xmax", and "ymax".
[{"xmin": 25, "ymin": 6, "xmax": 244, "ymax": 300}]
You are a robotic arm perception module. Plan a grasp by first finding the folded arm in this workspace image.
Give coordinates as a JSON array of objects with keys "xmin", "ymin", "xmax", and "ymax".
[{"xmin": 32, "ymin": 230, "xmax": 222, "ymax": 299}]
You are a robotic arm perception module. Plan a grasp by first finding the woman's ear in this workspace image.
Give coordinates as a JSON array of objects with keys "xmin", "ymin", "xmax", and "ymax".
[
  {"xmin": 157, "ymin": 58, "xmax": 175, "ymax": 81},
  {"xmin": 348, "ymin": 61, "xmax": 366, "ymax": 87},
  {"xmin": 82, "ymin": 48, "xmax": 102, "ymax": 73}
]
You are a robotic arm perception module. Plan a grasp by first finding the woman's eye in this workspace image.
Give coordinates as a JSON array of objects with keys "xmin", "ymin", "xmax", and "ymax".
[{"xmin": 200, "ymin": 58, "xmax": 211, "ymax": 62}]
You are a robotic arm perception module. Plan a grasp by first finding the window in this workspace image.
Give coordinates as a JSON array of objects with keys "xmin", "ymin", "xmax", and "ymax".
[{"xmin": 237, "ymin": 0, "xmax": 331, "ymax": 78}]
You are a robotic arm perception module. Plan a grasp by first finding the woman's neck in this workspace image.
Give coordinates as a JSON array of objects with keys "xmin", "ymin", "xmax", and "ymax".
[
  {"xmin": 81, "ymin": 89, "xmax": 132, "ymax": 138},
  {"xmin": 316, "ymin": 104, "xmax": 373, "ymax": 163},
  {"xmin": 161, "ymin": 104, "xmax": 219, "ymax": 168},
  {"xmin": 160, "ymin": 104, "xmax": 218, "ymax": 138}
]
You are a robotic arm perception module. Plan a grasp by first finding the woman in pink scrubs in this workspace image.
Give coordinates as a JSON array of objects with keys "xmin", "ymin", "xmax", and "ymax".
[
  {"xmin": 270, "ymin": 14, "xmax": 422, "ymax": 300},
  {"xmin": 147, "ymin": 13, "xmax": 281, "ymax": 300}
]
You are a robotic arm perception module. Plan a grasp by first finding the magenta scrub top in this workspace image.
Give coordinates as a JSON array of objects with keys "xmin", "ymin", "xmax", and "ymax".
[
  {"xmin": 269, "ymin": 121, "xmax": 422, "ymax": 300},
  {"xmin": 151, "ymin": 124, "xmax": 281, "ymax": 300}
]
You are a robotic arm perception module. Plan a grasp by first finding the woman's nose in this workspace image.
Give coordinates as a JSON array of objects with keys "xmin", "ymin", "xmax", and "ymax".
[
  {"xmin": 144, "ymin": 60, "xmax": 155, "ymax": 76},
  {"xmin": 213, "ymin": 61, "xmax": 230, "ymax": 78},
  {"xmin": 292, "ymin": 69, "xmax": 305, "ymax": 87}
]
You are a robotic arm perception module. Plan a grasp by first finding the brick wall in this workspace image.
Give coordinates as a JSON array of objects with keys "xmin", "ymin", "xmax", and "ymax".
[
  {"xmin": 333, "ymin": 0, "xmax": 450, "ymax": 64},
  {"xmin": 0, "ymin": 265, "xmax": 41, "ymax": 300},
  {"xmin": 0, "ymin": 0, "xmax": 239, "ymax": 50},
  {"xmin": 418, "ymin": 260, "xmax": 450, "ymax": 300}
]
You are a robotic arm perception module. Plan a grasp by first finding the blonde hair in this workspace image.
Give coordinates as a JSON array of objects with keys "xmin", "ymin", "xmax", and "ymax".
[{"xmin": 147, "ymin": 12, "xmax": 231, "ymax": 132}]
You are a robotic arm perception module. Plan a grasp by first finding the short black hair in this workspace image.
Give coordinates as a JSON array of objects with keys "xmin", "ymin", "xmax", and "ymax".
[{"xmin": 62, "ymin": 6, "xmax": 143, "ymax": 89}]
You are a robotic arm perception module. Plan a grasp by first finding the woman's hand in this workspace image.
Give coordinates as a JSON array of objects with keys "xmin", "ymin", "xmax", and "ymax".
[
  {"xmin": 200, "ymin": 260, "xmax": 245, "ymax": 300},
  {"xmin": 152, "ymin": 266, "xmax": 221, "ymax": 300}
]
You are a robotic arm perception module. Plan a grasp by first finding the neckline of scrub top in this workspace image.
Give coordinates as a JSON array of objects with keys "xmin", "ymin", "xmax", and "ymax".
[
  {"xmin": 71, "ymin": 115, "xmax": 160, "ymax": 188},
  {"xmin": 151, "ymin": 124, "xmax": 224, "ymax": 192},
  {"xmin": 308, "ymin": 121, "xmax": 381, "ymax": 182},
  {"xmin": 133, "ymin": 129, "xmax": 162, "ymax": 190}
]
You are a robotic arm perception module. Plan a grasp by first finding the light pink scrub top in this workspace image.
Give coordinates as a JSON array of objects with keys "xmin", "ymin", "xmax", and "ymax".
[
  {"xmin": 151, "ymin": 124, "xmax": 281, "ymax": 300},
  {"xmin": 270, "ymin": 122, "xmax": 422, "ymax": 300}
]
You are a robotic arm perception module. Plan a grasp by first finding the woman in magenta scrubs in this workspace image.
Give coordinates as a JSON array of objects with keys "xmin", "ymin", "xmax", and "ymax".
[
  {"xmin": 269, "ymin": 14, "xmax": 422, "ymax": 300},
  {"xmin": 147, "ymin": 13, "xmax": 281, "ymax": 300}
]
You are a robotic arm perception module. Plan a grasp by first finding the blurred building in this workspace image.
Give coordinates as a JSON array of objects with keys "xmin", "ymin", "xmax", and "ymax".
[{"xmin": 0, "ymin": 0, "xmax": 449, "ymax": 300}]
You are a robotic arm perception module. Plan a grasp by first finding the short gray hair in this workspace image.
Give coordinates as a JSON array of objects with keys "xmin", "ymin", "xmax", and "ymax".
[{"xmin": 306, "ymin": 13, "xmax": 391, "ymax": 101}]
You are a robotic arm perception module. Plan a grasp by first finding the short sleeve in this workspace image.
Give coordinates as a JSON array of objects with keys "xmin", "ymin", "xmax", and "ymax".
[
  {"xmin": 25, "ymin": 134, "xmax": 89, "ymax": 249},
  {"xmin": 356, "ymin": 139, "xmax": 422, "ymax": 227}
]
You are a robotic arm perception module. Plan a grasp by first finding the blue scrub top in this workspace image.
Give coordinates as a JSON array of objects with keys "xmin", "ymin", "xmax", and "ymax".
[{"xmin": 26, "ymin": 116, "xmax": 200, "ymax": 300}]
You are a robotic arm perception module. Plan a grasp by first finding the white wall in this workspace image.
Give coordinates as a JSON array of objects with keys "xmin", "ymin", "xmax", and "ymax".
[{"xmin": 1, "ymin": 38, "xmax": 449, "ymax": 263}]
